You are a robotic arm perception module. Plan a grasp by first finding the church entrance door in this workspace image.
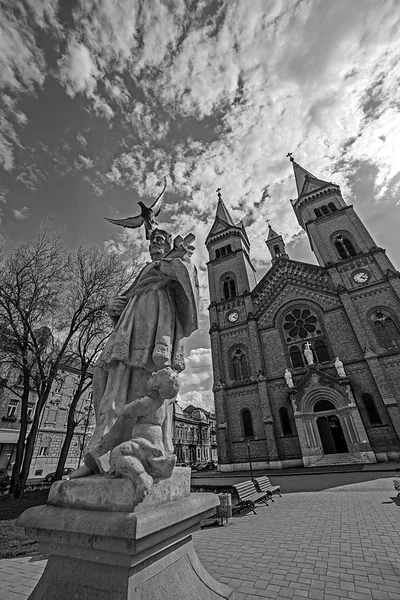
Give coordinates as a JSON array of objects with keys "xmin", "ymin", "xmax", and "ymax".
[{"xmin": 317, "ymin": 415, "xmax": 348, "ymax": 454}]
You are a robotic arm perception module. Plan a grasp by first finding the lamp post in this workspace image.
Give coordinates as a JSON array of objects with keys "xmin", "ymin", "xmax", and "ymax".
[{"xmin": 246, "ymin": 438, "xmax": 254, "ymax": 482}]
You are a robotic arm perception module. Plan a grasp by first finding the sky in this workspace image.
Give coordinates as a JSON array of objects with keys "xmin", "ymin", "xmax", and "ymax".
[{"xmin": 1, "ymin": 0, "xmax": 400, "ymax": 412}]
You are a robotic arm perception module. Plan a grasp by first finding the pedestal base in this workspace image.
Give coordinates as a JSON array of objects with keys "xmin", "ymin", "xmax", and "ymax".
[{"xmin": 17, "ymin": 493, "xmax": 234, "ymax": 600}]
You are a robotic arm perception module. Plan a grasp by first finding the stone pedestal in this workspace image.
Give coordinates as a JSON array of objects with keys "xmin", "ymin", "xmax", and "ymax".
[{"xmin": 17, "ymin": 491, "xmax": 234, "ymax": 599}]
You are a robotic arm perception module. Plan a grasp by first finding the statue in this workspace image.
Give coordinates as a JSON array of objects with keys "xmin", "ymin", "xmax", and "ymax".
[
  {"xmin": 284, "ymin": 368, "xmax": 294, "ymax": 388},
  {"xmin": 304, "ymin": 342, "xmax": 314, "ymax": 365},
  {"xmin": 70, "ymin": 227, "xmax": 199, "ymax": 502},
  {"xmin": 334, "ymin": 356, "xmax": 346, "ymax": 378}
]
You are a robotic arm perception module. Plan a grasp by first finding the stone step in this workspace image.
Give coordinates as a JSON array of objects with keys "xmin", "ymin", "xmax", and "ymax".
[{"xmin": 313, "ymin": 453, "xmax": 365, "ymax": 467}]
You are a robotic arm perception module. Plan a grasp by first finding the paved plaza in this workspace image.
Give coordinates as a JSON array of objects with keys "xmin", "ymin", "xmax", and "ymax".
[{"xmin": 1, "ymin": 477, "xmax": 400, "ymax": 600}]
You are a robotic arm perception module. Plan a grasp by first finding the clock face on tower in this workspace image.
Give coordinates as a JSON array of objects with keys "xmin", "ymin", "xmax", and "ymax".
[
  {"xmin": 352, "ymin": 269, "xmax": 370, "ymax": 284},
  {"xmin": 226, "ymin": 310, "xmax": 239, "ymax": 323}
]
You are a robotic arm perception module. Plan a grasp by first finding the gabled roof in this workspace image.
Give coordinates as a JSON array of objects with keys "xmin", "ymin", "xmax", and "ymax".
[
  {"xmin": 252, "ymin": 258, "xmax": 339, "ymax": 323},
  {"xmin": 266, "ymin": 225, "xmax": 280, "ymax": 241},
  {"xmin": 291, "ymin": 159, "xmax": 334, "ymax": 198},
  {"xmin": 215, "ymin": 198, "xmax": 234, "ymax": 226}
]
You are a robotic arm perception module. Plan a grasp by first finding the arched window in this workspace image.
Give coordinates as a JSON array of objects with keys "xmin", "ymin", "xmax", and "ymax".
[
  {"xmin": 220, "ymin": 246, "xmax": 227, "ymax": 257},
  {"xmin": 279, "ymin": 407, "xmax": 293, "ymax": 436},
  {"xmin": 242, "ymin": 409, "xmax": 254, "ymax": 438},
  {"xmin": 328, "ymin": 202, "xmax": 337, "ymax": 212},
  {"xmin": 321, "ymin": 205, "xmax": 329, "ymax": 215},
  {"xmin": 274, "ymin": 245, "xmax": 281, "ymax": 257},
  {"xmin": 241, "ymin": 353, "xmax": 249, "ymax": 379},
  {"xmin": 223, "ymin": 275, "xmax": 237, "ymax": 300},
  {"xmin": 314, "ymin": 340, "xmax": 330, "ymax": 363},
  {"xmin": 314, "ymin": 399, "xmax": 335, "ymax": 412},
  {"xmin": 232, "ymin": 348, "xmax": 250, "ymax": 381},
  {"xmin": 290, "ymin": 346, "xmax": 304, "ymax": 369},
  {"xmin": 226, "ymin": 244, "xmax": 232, "ymax": 253},
  {"xmin": 361, "ymin": 393, "xmax": 382, "ymax": 425},
  {"xmin": 333, "ymin": 234, "xmax": 357, "ymax": 260},
  {"xmin": 314, "ymin": 208, "xmax": 322, "ymax": 218},
  {"xmin": 372, "ymin": 311, "xmax": 400, "ymax": 348},
  {"xmin": 215, "ymin": 248, "xmax": 220, "ymax": 258},
  {"xmin": 335, "ymin": 239, "xmax": 347, "ymax": 259},
  {"xmin": 343, "ymin": 237, "xmax": 357, "ymax": 257}
]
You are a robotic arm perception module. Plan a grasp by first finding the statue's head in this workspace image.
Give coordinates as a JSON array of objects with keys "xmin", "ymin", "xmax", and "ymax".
[
  {"xmin": 149, "ymin": 228, "xmax": 172, "ymax": 261},
  {"xmin": 148, "ymin": 367, "xmax": 179, "ymax": 399}
]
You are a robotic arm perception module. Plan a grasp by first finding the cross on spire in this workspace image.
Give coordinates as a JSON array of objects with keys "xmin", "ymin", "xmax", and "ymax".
[
  {"xmin": 216, "ymin": 187, "xmax": 222, "ymax": 201},
  {"xmin": 265, "ymin": 218, "xmax": 271, "ymax": 228},
  {"xmin": 286, "ymin": 152, "xmax": 294, "ymax": 163}
]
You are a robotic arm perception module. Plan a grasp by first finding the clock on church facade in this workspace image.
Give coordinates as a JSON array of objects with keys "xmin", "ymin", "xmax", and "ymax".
[{"xmin": 206, "ymin": 159, "xmax": 400, "ymax": 472}]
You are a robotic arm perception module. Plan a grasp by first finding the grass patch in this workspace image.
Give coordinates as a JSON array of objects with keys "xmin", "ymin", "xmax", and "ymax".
[{"xmin": 0, "ymin": 489, "xmax": 49, "ymax": 559}]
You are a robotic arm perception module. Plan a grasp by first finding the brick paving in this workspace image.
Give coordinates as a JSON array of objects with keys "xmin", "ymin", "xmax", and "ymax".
[{"xmin": 1, "ymin": 477, "xmax": 400, "ymax": 599}]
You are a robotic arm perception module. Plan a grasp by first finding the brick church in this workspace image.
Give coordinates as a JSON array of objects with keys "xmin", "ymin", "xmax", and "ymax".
[{"xmin": 206, "ymin": 157, "xmax": 400, "ymax": 470}]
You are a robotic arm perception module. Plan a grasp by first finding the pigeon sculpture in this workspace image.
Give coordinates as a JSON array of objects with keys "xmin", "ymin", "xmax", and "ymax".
[{"xmin": 104, "ymin": 178, "xmax": 167, "ymax": 239}]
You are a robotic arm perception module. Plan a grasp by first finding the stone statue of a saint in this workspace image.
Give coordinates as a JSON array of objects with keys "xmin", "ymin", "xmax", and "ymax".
[
  {"xmin": 284, "ymin": 368, "xmax": 294, "ymax": 388},
  {"xmin": 334, "ymin": 356, "xmax": 346, "ymax": 378},
  {"xmin": 304, "ymin": 342, "xmax": 314, "ymax": 365},
  {"xmin": 70, "ymin": 228, "xmax": 199, "ymax": 502}
]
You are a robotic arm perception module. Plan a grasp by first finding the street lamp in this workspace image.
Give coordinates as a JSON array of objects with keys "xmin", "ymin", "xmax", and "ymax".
[{"xmin": 246, "ymin": 438, "xmax": 254, "ymax": 482}]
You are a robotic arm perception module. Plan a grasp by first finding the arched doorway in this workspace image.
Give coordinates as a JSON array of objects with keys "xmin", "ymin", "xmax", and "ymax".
[
  {"xmin": 314, "ymin": 400, "xmax": 348, "ymax": 454},
  {"xmin": 316, "ymin": 415, "xmax": 348, "ymax": 454}
]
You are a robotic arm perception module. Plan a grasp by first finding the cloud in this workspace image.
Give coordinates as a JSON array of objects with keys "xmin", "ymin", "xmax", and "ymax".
[
  {"xmin": 178, "ymin": 347, "xmax": 213, "ymax": 408},
  {"xmin": 58, "ymin": 41, "xmax": 99, "ymax": 98},
  {"xmin": 177, "ymin": 390, "xmax": 214, "ymax": 413},
  {"xmin": 0, "ymin": 1, "xmax": 60, "ymax": 170},
  {"xmin": 13, "ymin": 206, "xmax": 30, "ymax": 220}
]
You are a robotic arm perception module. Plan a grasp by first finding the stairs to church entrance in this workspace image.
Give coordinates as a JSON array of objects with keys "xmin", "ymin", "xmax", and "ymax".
[{"xmin": 311, "ymin": 453, "xmax": 366, "ymax": 468}]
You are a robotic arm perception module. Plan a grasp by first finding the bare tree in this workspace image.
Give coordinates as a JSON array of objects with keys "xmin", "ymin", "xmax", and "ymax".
[{"xmin": 0, "ymin": 228, "xmax": 140, "ymax": 497}]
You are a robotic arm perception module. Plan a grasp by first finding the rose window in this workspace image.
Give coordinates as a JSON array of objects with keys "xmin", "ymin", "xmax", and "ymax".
[{"xmin": 283, "ymin": 309, "xmax": 318, "ymax": 339}]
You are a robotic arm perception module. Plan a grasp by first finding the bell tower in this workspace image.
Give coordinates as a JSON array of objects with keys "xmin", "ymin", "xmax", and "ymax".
[
  {"xmin": 288, "ymin": 154, "xmax": 398, "ymax": 289},
  {"xmin": 206, "ymin": 189, "xmax": 257, "ymax": 305},
  {"xmin": 265, "ymin": 223, "xmax": 288, "ymax": 263}
]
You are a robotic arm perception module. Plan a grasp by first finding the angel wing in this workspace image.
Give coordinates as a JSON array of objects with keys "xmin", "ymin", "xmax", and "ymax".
[
  {"xmin": 104, "ymin": 215, "xmax": 143, "ymax": 229},
  {"xmin": 150, "ymin": 177, "xmax": 167, "ymax": 216}
]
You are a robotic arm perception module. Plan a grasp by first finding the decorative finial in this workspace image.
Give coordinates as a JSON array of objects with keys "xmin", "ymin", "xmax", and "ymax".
[
  {"xmin": 266, "ymin": 218, "xmax": 271, "ymax": 228},
  {"xmin": 216, "ymin": 187, "xmax": 222, "ymax": 201},
  {"xmin": 286, "ymin": 152, "xmax": 294, "ymax": 163}
]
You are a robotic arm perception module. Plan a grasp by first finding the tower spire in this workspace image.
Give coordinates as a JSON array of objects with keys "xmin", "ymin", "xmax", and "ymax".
[
  {"xmin": 265, "ymin": 222, "xmax": 288, "ymax": 262},
  {"xmin": 215, "ymin": 188, "xmax": 234, "ymax": 225}
]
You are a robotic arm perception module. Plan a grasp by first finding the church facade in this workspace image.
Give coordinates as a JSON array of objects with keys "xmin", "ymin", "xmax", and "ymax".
[{"xmin": 206, "ymin": 158, "xmax": 400, "ymax": 470}]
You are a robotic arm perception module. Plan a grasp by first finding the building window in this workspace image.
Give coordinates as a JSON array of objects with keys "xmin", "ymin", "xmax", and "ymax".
[
  {"xmin": 371, "ymin": 310, "xmax": 400, "ymax": 349},
  {"xmin": 216, "ymin": 244, "xmax": 232, "ymax": 260},
  {"xmin": 34, "ymin": 469, "xmax": 43, "ymax": 476},
  {"xmin": 223, "ymin": 275, "xmax": 236, "ymax": 299},
  {"xmin": 290, "ymin": 346, "xmax": 304, "ymax": 369},
  {"xmin": 216, "ymin": 248, "xmax": 220, "ymax": 258},
  {"xmin": 6, "ymin": 400, "xmax": 18, "ymax": 419},
  {"xmin": 242, "ymin": 409, "xmax": 254, "ymax": 438},
  {"xmin": 279, "ymin": 407, "xmax": 293, "ymax": 436},
  {"xmin": 321, "ymin": 205, "xmax": 330, "ymax": 215},
  {"xmin": 314, "ymin": 208, "xmax": 322, "ymax": 218},
  {"xmin": 38, "ymin": 446, "xmax": 49, "ymax": 456},
  {"xmin": 283, "ymin": 308, "xmax": 318, "ymax": 340},
  {"xmin": 361, "ymin": 393, "xmax": 382, "ymax": 425},
  {"xmin": 328, "ymin": 202, "xmax": 337, "ymax": 212},
  {"xmin": 27, "ymin": 403, "xmax": 35, "ymax": 421},
  {"xmin": 232, "ymin": 348, "xmax": 249, "ymax": 381},
  {"xmin": 334, "ymin": 235, "xmax": 357, "ymax": 260},
  {"xmin": 314, "ymin": 340, "xmax": 330, "ymax": 363},
  {"xmin": 274, "ymin": 245, "xmax": 281, "ymax": 257}
]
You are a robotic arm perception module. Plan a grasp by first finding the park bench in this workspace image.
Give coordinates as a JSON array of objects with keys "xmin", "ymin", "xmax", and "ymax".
[
  {"xmin": 254, "ymin": 476, "xmax": 282, "ymax": 500},
  {"xmin": 232, "ymin": 480, "xmax": 269, "ymax": 515},
  {"xmin": 394, "ymin": 479, "xmax": 400, "ymax": 497}
]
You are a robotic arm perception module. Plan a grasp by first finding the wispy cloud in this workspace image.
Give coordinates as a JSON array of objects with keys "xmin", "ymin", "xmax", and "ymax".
[{"xmin": 13, "ymin": 206, "xmax": 30, "ymax": 220}]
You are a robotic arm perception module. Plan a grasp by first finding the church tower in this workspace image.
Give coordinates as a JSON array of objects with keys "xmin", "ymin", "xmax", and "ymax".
[
  {"xmin": 265, "ymin": 224, "xmax": 288, "ymax": 263},
  {"xmin": 206, "ymin": 190, "xmax": 257, "ymax": 304}
]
